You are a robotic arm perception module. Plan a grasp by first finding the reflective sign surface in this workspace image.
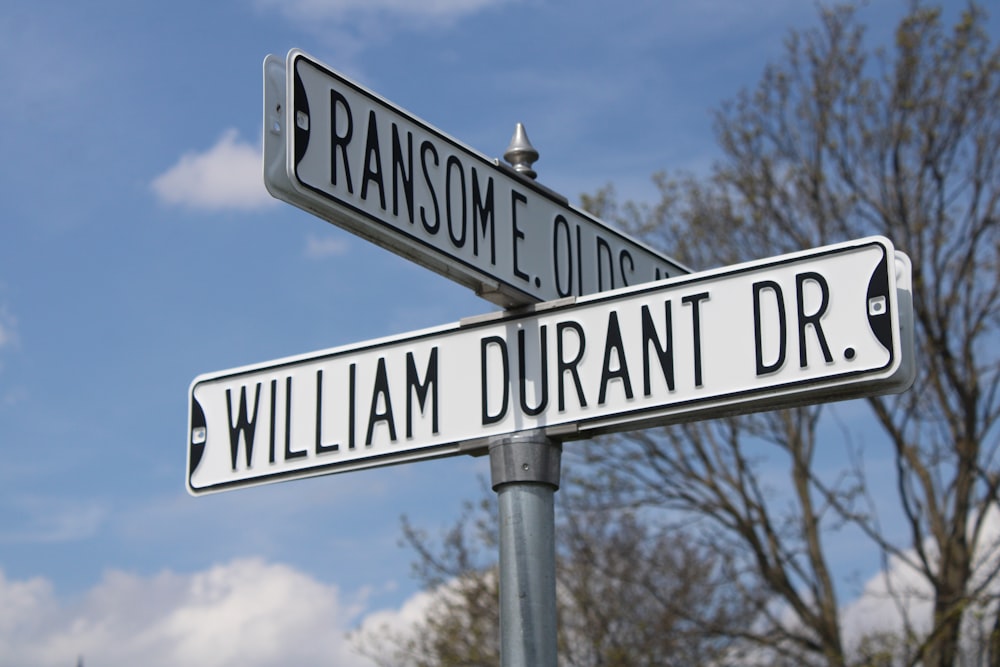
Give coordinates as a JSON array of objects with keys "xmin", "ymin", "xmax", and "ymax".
[
  {"xmin": 264, "ymin": 50, "xmax": 688, "ymax": 308},
  {"xmin": 188, "ymin": 236, "xmax": 914, "ymax": 495}
]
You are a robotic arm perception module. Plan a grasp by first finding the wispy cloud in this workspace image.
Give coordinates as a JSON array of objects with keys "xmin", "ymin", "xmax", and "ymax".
[
  {"xmin": 252, "ymin": 0, "xmax": 513, "ymax": 64},
  {"xmin": 305, "ymin": 234, "xmax": 350, "ymax": 259},
  {"xmin": 0, "ymin": 306, "xmax": 15, "ymax": 349},
  {"xmin": 0, "ymin": 304, "xmax": 18, "ymax": 379},
  {"xmin": 0, "ymin": 495, "xmax": 107, "ymax": 545},
  {"xmin": 255, "ymin": 0, "xmax": 508, "ymax": 26},
  {"xmin": 151, "ymin": 130, "xmax": 275, "ymax": 212}
]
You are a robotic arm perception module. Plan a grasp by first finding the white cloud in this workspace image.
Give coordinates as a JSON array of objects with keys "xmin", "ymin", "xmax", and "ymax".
[
  {"xmin": 151, "ymin": 130, "xmax": 275, "ymax": 212},
  {"xmin": 0, "ymin": 571, "xmax": 56, "ymax": 636},
  {"xmin": 5, "ymin": 509, "xmax": 994, "ymax": 667},
  {"xmin": 351, "ymin": 577, "xmax": 481, "ymax": 665},
  {"xmin": 840, "ymin": 506, "xmax": 1000, "ymax": 661},
  {"xmin": 352, "ymin": 586, "xmax": 436, "ymax": 652},
  {"xmin": 716, "ymin": 506, "xmax": 1000, "ymax": 665},
  {"xmin": 840, "ymin": 550, "xmax": 934, "ymax": 647},
  {"xmin": 0, "ymin": 559, "xmax": 377, "ymax": 667}
]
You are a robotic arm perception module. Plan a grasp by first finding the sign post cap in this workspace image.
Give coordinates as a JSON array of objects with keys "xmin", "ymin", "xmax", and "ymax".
[{"xmin": 504, "ymin": 122, "xmax": 539, "ymax": 180}]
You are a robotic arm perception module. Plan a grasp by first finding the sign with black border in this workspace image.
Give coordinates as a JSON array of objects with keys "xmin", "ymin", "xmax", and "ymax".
[
  {"xmin": 263, "ymin": 50, "xmax": 688, "ymax": 309},
  {"xmin": 188, "ymin": 236, "xmax": 914, "ymax": 495}
]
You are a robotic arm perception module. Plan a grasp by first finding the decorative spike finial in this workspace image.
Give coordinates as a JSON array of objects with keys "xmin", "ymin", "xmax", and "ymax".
[{"xmin": 503, "ymin": 123, "xmax": 539, "ymax": 180}]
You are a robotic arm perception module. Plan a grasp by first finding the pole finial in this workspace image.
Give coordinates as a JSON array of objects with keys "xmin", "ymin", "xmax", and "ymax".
[{"xmin": 503, "ymin": 122, "xmax": 539, "ymax": 180}]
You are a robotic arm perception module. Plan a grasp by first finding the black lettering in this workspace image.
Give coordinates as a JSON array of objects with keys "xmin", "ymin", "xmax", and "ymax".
[
  {"xmin": 226, "ymin": 383, "xmax": 261, "ymax": 470},
  {"xmin": 472, "ymin": 168, "xmax": 496, "ymax": 263},
  {"xmin": 598, "ymin": 311, "xmax": 634, "ymax": 404},
  {"xmin": 753, "ymin": 281, "xmax": 787, "ymax": 376},
  {"xmin": 596, "ymin": 236, "xmax": 614, "ymax": 291},
  {"xmin": 329, "ymin": 90, "xmax": 353, "ymax": 193},
  {"xmin": 268, "ymin": 379, "xmax": 278, "ymax": 464},
  {"xmin": 481, "ymin": 336, "xmax": 510, "ymax": 425},
  {"xmin": 557, "ymin": 321, "xmax": 587, "ymax": 411},
  {"xmin": 553, "ymin": 215, "xmax": 573, "ymax": 298},
  {"xmin": 446, "ymin": 155, "xmax": 467, "ymax": 247},
  {"xmin": 366, "ymin": 357, "xmax": 397, "ymax": 446},
  {"xmin": 682, "ymin": 292, "xmax": 710, "ymax": 388},
  {"xmin": 315, "ymin": 370, "xmax": 339, "ymax": 454},
  {"xmin": 619, "ymin": 249, "xmax": 635, "ymax": 287},
  {"xmin": 511, "ymin": 190, "xmax": 529, "ymax": 281},
  {"xmin": 361, "ymin": 110, "xmax": 386, "ymax": 210},
  {"xmin": 406, "ymin": 348, "xmax": 439, "ymax": 438},
  {"xmin": 283, "ymin": 376, "xmax": 305, "ymax": 460},
  {"xmin": 641, "ymin": 302, "xmax": 675, "ymax": 395},
  {"xmin": 348, "ymin": 363, "xmax": 357, "ymax": 450},
  {"xmin": 518, "ymin": 326, "xmax": 549, "ymax": 416},
  {"xmin": 419, "ymin": 141, "xmax": 440, "ymax": 233},
  {"xmin": 391, "ymin": 124, "xmax": 414, "ymax": 223},
  {"xmin": 796, "ymin": 272, "xmax": 833, "ymax": 367}
]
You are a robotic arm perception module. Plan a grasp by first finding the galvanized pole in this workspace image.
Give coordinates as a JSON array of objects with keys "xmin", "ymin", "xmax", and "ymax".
[
  {"xmin": 489, "ymin": 430, "xmax": 561, "ymax": 667},
  {"xmin": 488, "ymin": 125, "xmax": 559, "ymax": 667}
]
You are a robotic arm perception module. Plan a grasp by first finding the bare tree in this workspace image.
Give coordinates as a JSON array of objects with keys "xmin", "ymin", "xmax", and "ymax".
[
  {"xmin": 555, "ymin": 478, "xmax": 749, "ymax": 667},
  {"xmin": 584, "ymin": 2, "xmax": 1000, "ymax": 664},
  {"xmin": 353, "ymin": 496, "xmax": 500, "ymax": 667},
  {"xmin": 355, "ymin": 478, "xmax": 746, "ymax": 667},
  {"xmin": 362, "ymin": 3, "xmax": 998, "ymax": 665}
]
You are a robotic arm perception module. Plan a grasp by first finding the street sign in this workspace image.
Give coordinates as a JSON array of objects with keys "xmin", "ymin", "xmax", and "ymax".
[
  {"xmin": 262, "ymin": 50, "xmax": 688, "ymax": 308},
  {"xmin": 188, "ymin": 236, "xmax": 914, "ymax": 495}
]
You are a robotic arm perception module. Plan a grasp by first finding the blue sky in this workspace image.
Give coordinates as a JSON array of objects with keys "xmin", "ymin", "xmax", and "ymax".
[{"xmin": 1, "ymin": 1, "xmax": 994, "ymax": 665}]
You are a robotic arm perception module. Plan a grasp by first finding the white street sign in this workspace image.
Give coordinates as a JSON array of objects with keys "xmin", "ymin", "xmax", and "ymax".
[
  {"xmin": 262, "ymin": 50, "xmax": 688, "ymax": 308},
  {"xmin": 188, "ymin": 236, "xmax": 914, "ymax": 495}
]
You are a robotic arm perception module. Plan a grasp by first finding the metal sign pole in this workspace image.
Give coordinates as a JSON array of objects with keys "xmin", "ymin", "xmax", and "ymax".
[
  {"xmin": 486, "ymin": 126, "xmax": 559, "ymax": 667},
  {"xmin": 489, "ymin": 430, "xmax": 561, "ymax": 667}
]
